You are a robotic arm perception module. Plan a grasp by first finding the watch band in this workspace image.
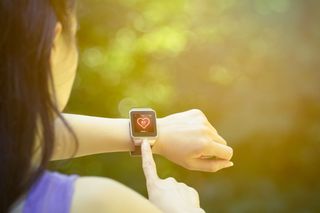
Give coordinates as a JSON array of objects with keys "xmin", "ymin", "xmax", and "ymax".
[
  {"xmin": 130, "ymin": 138, "xmax": 146, "ymax": 157},
  {"xmin": 130, "ymin": 138, "xmax": 155, "ymax": 157},
  {"xmin": 130, "ymin": 144, "xmax": 142, "ymax": 156}
]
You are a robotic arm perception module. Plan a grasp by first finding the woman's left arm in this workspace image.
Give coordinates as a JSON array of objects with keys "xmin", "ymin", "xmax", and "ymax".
[
  {"xmin": 51, "ymin": 113, "xmax": 135, "ymax": 160},
  {"xmin": 52, "ymin": 109, "xmax": 233, "ymax": 173}
]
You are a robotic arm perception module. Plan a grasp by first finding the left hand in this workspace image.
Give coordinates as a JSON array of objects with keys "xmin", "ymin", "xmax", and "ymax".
[{"xmin": 152, "ymin": 109, "xmax": 233, "ymax": 172}]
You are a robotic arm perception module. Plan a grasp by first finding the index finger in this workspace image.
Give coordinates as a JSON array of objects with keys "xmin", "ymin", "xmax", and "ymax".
[{"xmin": 141, "ymin": 140, "xmax": 159, "ymax": 184}]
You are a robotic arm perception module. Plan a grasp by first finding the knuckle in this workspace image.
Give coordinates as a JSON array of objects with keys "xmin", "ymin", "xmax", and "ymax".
[
  {"xmin": 199, "ymin": 138, "xmax": 209, "ymax": 148},
  {"xmin": 190, "ymin": 108, "xmax": 200, "ymax": 113},
  {"xmin": 166, "ymin": 177, "xmax": 176, "ymax": 182},
  {"xmin": 189, "ymin": 187, "xmax": 199, "ymax": 196},
  {"xmin": 178, "ymin": 182, "xmax": 187, "ymax": 188},
  {"xmin": 200, "ymin": 125, "xmax": 209, "ymax": 135},
  {"xmin": 191, "ymin": 108, "xmax": 203, "ymax": 116}
]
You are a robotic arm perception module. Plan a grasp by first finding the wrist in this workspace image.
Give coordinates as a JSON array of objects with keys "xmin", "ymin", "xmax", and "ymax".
[
  {"xmin": 151, "ymin": 117, "xmax": 165, "ymax": 155},
  {"xmin": 128, "ymin": 108, "xmax": 158, "ymax": 156}
]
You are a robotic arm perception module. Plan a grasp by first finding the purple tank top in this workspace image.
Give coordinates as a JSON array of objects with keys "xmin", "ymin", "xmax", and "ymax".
[{"xmin": 23, "ymin": 170, "xmax": 79, "ymax": 213}]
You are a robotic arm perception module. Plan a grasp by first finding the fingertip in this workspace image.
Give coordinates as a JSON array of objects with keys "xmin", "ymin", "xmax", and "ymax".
[
  {"xmin": 214, "ymin": 161, "xmax": 234, "ymax": 172},
  {"xmin": 228, "ymin": 161, "xmax": 234, "ymax": 167},
  {"xmin": 221, "ymin": 144, "xmax": 233, "ymax": 160}
]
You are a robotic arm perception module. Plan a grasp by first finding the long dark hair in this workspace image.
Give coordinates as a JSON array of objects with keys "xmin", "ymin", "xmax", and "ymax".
[{"xmin": 0, "ymin": 0, "xmax": 77, "ymax": 212}]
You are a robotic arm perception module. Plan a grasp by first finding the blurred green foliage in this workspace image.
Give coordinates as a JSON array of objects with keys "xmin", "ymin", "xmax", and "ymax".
[{"xmin": 49, "ymin": 0, "xmax": 320, "ymax": 212}]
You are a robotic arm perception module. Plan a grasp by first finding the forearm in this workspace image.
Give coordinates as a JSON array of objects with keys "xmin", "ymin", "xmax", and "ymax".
[{"xmin": 51, "ymin": 113, "xmax": 135, "ymax": 161}]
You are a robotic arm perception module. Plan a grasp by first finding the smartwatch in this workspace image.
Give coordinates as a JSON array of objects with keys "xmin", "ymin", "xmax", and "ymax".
[{"xmin": 129, "ymin": 108, "xmax": 158, "ymax": 156}]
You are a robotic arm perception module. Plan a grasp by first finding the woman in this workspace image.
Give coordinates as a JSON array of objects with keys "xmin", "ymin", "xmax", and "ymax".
[{"xmin": 0, "ymin": 0, "xmax": 234, "ymax": 212}]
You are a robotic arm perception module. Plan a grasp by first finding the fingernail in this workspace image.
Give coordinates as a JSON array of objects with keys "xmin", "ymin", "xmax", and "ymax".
[
  {"xmin": 227, "ymin": 147, "xmax": 233, "ymax": 159},
  {"xmin": 218, "ymin": 135, "xmax": 227, "ymax": 144}
]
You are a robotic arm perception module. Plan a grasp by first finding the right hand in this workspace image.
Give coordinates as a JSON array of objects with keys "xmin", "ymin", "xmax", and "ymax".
[{"xmin": 141, "ymin": 140, "xmax": 205, "ymax": 213}]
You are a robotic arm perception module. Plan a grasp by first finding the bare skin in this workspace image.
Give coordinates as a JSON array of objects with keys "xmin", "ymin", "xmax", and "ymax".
[{"xmin": 28, "ymin": 13, "xmax": 234, "ymax": 213}]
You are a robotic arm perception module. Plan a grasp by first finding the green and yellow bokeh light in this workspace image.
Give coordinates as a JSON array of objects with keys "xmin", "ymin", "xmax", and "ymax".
[{"xmin": 50, "ymin": 0, "xmax": 320, "ymax": 211}]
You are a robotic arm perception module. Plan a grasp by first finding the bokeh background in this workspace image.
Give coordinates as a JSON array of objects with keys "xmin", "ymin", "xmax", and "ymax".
[{"xmin": 49, "ymin": 0, "xmax": 320, "ymax": 212}]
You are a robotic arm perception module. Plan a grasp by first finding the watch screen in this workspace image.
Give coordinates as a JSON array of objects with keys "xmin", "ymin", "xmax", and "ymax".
[{"xmin": 130, "ymin": 110, "xmax": 157, "ymax": 137}]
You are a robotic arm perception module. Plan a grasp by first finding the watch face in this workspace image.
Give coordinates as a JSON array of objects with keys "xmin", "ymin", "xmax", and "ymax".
[{"xmin": 130, "ymin": 110, "xmax": 157, "ymax": 137}]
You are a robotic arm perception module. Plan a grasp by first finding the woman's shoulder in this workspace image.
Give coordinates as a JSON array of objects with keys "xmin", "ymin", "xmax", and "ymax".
[
  {"xmin": 70, "ymin": 176, "xmax": 161, "ymax": 213},
  {"xmin": 11, "ymin": 170, "xmax": 160, "ymax": 213}
]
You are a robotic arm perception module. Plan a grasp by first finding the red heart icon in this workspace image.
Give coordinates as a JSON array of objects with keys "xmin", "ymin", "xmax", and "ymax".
[{"xmin": 137, "ymin": 117, "xmax": 151, "ymax": 129}]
